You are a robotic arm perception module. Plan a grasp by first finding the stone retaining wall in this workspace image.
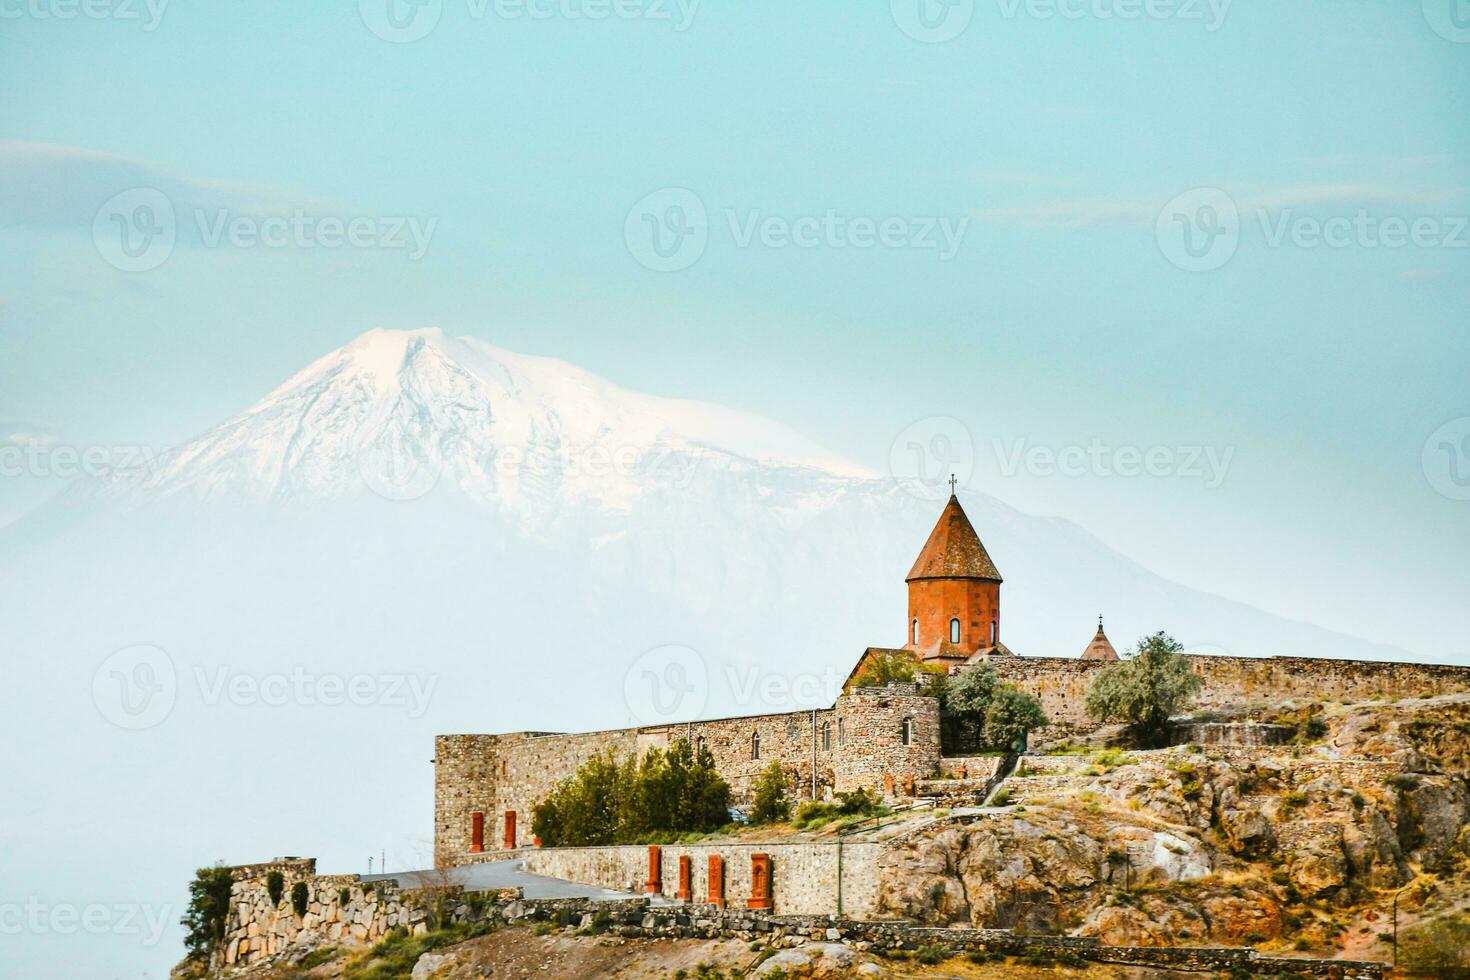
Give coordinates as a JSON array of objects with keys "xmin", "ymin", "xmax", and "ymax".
[
  {"xmin": 522, "ymin": 840, "xmax": 885, "ymax": 918},
  {"xmin": 213, "ymin": 886, "xmax": 1387, "ymax": 979}
]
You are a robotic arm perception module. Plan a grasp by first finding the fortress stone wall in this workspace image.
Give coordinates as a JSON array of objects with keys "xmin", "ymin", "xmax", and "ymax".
[
  {"xmin": 435, "ymin": 655, "xmax": 1470, "ymax": 866},
  {"xmin": 434, "ymin": 687, "xmax": 938, "ymax": 865},
  {"xmin": 989, "ymin": 653, "xmax": 1470, "ymax": 735}
]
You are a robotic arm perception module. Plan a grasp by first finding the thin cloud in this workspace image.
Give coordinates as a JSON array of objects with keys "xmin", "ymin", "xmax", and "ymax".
[
  {"xmin": 0, "ymin": 140, "xmax": 334, "ymax": 231},
  {"xmin": 969, "ymin": 181, "xmax": 1467, "ymax": 231}
]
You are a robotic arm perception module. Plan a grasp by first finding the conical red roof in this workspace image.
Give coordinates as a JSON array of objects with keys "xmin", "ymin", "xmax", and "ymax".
[
  {"xmin": 906, "ymin": 495, "xmax": 1002, "ymax": 582},
  {"xmin": 1081, "ymin": 621, "xmax": 1120, "ymax": 661}
]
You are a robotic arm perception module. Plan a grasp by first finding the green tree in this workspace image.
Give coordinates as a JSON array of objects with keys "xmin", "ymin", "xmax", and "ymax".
[
  {"xmin": 939, "ymin": 665, "xmax": 1046, "ymax": 752},
  {"xmin": 532, "ymin": 748, "xmax": 624, "ymax": 846},
  {"xmin": 848, "ymin": 651, "xmax": 918, "ymax": 690},
  {"xmin": 531, "ymin": 741, "xmax": 731, "ymax": 847},
  {"xmin": 749, "ymin": 761, "xmax": 791, "ymax": 824},
  {"xmin": 180, "ymin": 864, "xmax": 234, "ymax": 961},
  {"xmin": 941, "ymin": 664, "xmax": 999, "ymax": 721},
  {"xmin": 981, "ymin": 685, "xmax": 1048, "ymax": 752},
  {"xmin": 1084, "ymin": 631, "xmax": 1201, "ymax": 746}
]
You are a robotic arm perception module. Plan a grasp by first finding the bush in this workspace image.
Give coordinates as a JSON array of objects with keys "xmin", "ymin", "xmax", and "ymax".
[
  {"xmin": 750, "ymin": 761, "xmax": 791, "ymax": 824},
  {"xmin": 180, "ymin": 864, "xmax": 234, "ymax": 961},
  {"xmin": 914, "ymin": 942, "xmax": 953, "ymax": 964},
  {"xmin": 291, "ymin": 881, "xmax": 309, "ymax": 917},
  {"xmin": 1084, "ymin": 631, "xmax": 1201, "ymax": 746},
  {"xmin": 532, "ymin": 738, "xmax": 731, "ymax": 846},
  {"xmin": 344, "ymin": 921, "xmax": 495, "ymax": 979},
  {"xmin": 266, "ymin": 870, "xmax": 285, "ymax": 907},
  {"xmin": 835, "ymin": 787, "xmax": 882, "ymax": 815},
  {"xmin": 793, "ymin": 801, "xmax": 840, "ymax": 828}
]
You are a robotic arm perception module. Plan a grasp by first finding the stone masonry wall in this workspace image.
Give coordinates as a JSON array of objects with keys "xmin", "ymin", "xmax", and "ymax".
[
  {"xmin": 988, "ymin": 654, "xmax": 1470, "ymax": 734},
  {"xmin": 521, "ymin": 840, "xmax": 885, "ymax": 918},
  {"xmin": 435, "ymin": 689, "xmax": 941, "ymax": 864},
  {"xmin": 436, "ymin": 653, "xmax": 1470, "ymax": 865},
  {"xmin": 216, "ymin": 861, "xmax": 519, "ymax": 970},
  {"xmin": 216, "ymin": 888, "xmax": 1386, "ymax": 980},
  {"xmin": 833, "ymin": 686, "xmax": 941, "ymax": 794}
]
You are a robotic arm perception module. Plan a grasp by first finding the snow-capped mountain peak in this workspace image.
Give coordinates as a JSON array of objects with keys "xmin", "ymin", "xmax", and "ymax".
[{"xmin": 124, "ymin": 328, "xmax": 874, "ymax": 508}]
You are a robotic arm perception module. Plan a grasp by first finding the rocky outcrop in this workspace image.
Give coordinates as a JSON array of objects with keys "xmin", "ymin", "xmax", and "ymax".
[{"xmin": 874, "ymin": 695, "xmax": 1470, "ymax": 950}]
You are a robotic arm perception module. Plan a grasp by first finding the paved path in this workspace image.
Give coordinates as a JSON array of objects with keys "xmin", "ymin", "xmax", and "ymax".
[{"xmin": 360, "ymin": 860, "xmax": 634, "ymax": 901}]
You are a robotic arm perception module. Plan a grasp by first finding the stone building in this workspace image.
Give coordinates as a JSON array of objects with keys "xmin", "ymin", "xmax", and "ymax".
[{"xmin": 434, "ymin": 493, "xmax": 1470, "ymax": 867}]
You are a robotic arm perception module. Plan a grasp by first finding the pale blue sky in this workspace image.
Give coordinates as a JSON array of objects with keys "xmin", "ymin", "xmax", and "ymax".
[{"xmin": 1, "ymin": 0, "xmax": 1467, "ymax": 658}]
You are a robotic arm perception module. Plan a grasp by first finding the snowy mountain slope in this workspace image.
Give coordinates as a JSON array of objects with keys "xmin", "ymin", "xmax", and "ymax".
[{"xmin": 93, "ymin": 327, "xmax": 870, "ymax": 512}]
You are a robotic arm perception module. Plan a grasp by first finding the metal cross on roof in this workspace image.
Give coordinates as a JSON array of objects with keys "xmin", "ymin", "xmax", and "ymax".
[{"xmin": 948, "ymin": 474, "xmax": 958, "ymax": 495}]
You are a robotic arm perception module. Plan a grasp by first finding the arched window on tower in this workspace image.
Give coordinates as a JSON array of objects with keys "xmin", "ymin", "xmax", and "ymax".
[
  {"xmin": 990, "ymin": 620, "xmax": 998, "ymax": 645},
  {"xmin": 751, "ymin": 731, "xmax": 761, "ymax": 760},
  {"xmin": 821, "ymin": 721, "xmax": 831, "ymax": 751},
  {"xmin": 900, "ymin": 717, "xmax": 914, "ymax": 746},
  {"xmin": 911, "ymin": 619, "xmax": 919, "ymax": 644},
  {"xmin": 949, "ymin": 618, "xmax": 960, "ymax": 643},
  {"xmin": 837, "ymin": 717, "xmax": 846, "ymax": 746}
]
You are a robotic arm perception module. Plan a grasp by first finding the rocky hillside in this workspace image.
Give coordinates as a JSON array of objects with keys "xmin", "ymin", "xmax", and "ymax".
[
  {"xmin": 877, "ymin": 693, "xmax": 1470, "ymax": 965},
  {"xmin": 196, "ymin": 928, "xmax": 1302, "ymax": 980}
]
